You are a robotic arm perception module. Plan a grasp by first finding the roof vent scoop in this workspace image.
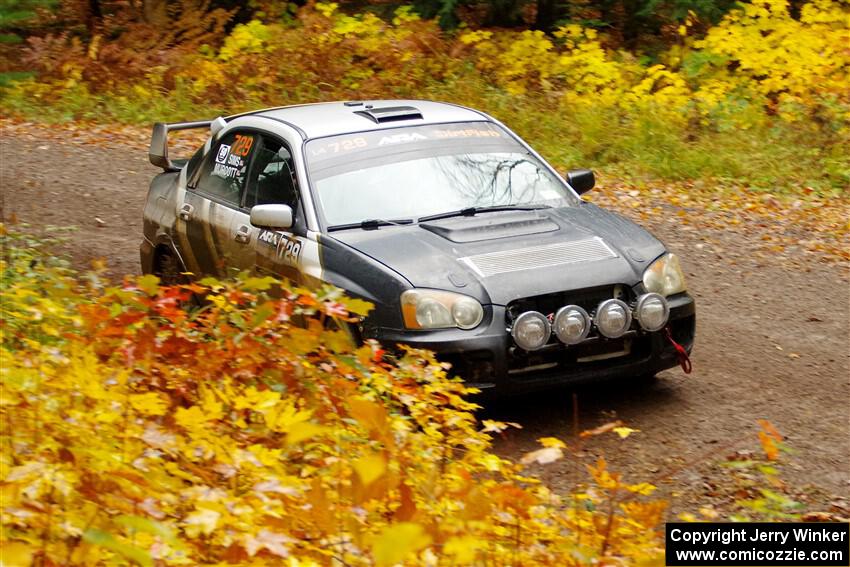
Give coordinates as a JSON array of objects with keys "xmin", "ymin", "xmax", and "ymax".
[{"xmin": 354, "ymin": 105, "xmax": 423, "ymax": 123}]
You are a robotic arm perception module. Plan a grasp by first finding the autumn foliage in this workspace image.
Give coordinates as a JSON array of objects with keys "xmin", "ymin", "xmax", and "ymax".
[
  {"xmin": 11, "ymin": 0, "xmax": 849, "ymax": 125},
  {"xmin": 2, "ymin": 0, "xmax": 848, "ymax": 190},
  {"xmin": 1, "ymin": 229, "xmax": 676, "ymax": 565}
]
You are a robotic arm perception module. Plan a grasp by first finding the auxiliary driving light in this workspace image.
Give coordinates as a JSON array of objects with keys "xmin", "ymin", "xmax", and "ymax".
[
  {"xmin": 511, "ymin": 311, "xmax": 551, "ymax": 351},
  {"xmin": 595, "ymin": 299, "xmax": 632, "ymax": 338},
  {"xmin": 634, "ymin": 293, "xmax": 670, "ymax": 332},
  {"xmin": 553, "ymin": 305, "xmax": 591, "ymax": 345}
]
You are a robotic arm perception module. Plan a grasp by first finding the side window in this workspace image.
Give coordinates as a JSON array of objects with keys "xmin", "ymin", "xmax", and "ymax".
[
  {"xmin": 193, "ymin": 132, "xmax": 257, "ymax": 206},
  {"xmin": 184, "ymin": 145, "xmax": 205, "ymax": 179},
  {"xmin": 244, "ymin": 137, "xmax": 299, "ymax": 210}
]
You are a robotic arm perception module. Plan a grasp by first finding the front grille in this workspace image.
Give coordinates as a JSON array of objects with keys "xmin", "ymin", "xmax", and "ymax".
[
  {"xmin": 506, "ymin": 285, "xmax": 628, "ymax": 324},
  {"xmin": 506, "ymin": 285, "xmax": 640, "ymax": 375},
  {"xmin": 458, "ymin": 237, "xmax": 617, "ymax": 277}
]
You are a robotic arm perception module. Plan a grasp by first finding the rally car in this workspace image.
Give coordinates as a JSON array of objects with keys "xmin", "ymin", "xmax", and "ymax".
[{"xmin": 142, "ymin": 100, "xmax": 695, "ymax": 393}]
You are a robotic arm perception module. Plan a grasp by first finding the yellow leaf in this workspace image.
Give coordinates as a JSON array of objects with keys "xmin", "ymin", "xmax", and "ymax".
[
  {"xmin": 0, "ymin": 541, "xmax": 33, "ymax": 567},
  {"xmin": 349, "ymin": 397, "xmax": 390, "ymax": 440},
  {"xmin": 613, "ymin": 426, "xmax": 639, "ymax": 438},
  {"xmin": 265, "ymin": 400, "xmax": 313, "ymax": 433},
  {"xmin": 129, "ymin": 392, "xmax": 168, "ymax": 416},
  {"xmin": 627, "ymin": 482, "xmax": 657, "ymax": 496},
  {"xmin": 479, "ymin": 453, "xmax": 503, "ymax": 472},
  {"xmin": 183, "ymin": 509, "xmax": 221, "ymax": 538},
  {"xmin": 353, "ymin": 453, "xmax": 386, "ymax": 486},
  {"xmin": 538, "ymin": 436, "xmax": 566, "ymax": 448},
  {"xmin": 443, "ymin": 535, "xmax": 483, "ymax": 563},
  {"xmin": 286, "ymin": 422, "xmax": 328, "ymax": 445},
  {"xmin": 200, "ymin": 387, "xmax": 224, "ymax": 421},
  {"xmin": 175, "ymin": 406, "xmax": 207, "ymax": 430},
  {"xmin": 699, "ymin": 506, "xmax": 719, "ymax": 519},
  {"xmin": 372, "ymin": 523, "xmax": 431, "ymax": 566}
]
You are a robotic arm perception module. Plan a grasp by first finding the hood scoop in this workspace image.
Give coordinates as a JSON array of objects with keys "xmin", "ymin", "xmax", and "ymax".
[{"xmin": 419, "ymin": 212, "xmax": 559, "ymax": 243}]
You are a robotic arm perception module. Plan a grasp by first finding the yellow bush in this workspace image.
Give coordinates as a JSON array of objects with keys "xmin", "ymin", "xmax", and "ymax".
[
  {"xmin": 1, "ymin": 229, "xmax": 671, "ymax": 565},
  {"xmin": 695, "ymin": 0, "xmax": 850, "ymax": 120},
  {"xmin": 459, "ymin": 0, "xmax": 849, "ymax": 124},
  {"xmin": 4, "ymin": 1, "xmax": 848, "ymax": 188}
]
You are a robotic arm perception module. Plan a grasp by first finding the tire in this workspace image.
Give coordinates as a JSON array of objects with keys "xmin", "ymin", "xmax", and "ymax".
[{"xmin": 153, "ymin": 247, "xmax": 185, "ymax": 286}]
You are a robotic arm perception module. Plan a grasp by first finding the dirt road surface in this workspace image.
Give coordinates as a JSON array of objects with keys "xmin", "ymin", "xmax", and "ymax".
[{"xmin": 2, "ymin": 126, "xmax": 848, "ymax": 518}]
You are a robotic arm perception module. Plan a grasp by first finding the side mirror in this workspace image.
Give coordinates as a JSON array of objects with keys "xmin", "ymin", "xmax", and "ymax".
[
  {"xmin": 566, "ymin": 169, "xmax": 595, "ymax": 195},
  {"xmin": 250, "ymin": 204, "xmax": 293, "ymax": 229}
]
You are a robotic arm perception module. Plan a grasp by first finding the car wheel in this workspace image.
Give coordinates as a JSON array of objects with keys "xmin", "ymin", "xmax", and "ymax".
[{"xmin": 153, "ymin": 247, "xmax": 185, "ymax": 286}]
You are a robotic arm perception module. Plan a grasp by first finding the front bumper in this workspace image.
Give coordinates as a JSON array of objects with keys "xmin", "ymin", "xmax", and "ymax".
[{"xmin": 374, "ymin": 292, "xmax": 695, "ymax": 395}]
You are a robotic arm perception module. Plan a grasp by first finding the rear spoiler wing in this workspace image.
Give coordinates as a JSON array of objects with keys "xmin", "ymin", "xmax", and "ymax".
[{"xmin": 149, "ymin": 117, "xmax": 226, "ymax": 171}]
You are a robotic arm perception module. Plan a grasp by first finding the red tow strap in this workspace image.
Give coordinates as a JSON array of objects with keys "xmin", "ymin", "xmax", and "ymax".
[{"xmin": 664, "ymin": 326, "xmax": 692, "ymax": 374}]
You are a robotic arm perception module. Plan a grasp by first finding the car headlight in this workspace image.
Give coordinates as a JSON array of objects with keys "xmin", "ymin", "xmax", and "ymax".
[
  {"xmin": 634, "ymin": 293, "xmax": 670, "ymax": 332},
  {"xmin": 595, "ymin": 299, "xmax": 632, "ymax": 338},
  {"xmin": 643, "ymin": 253, "xmax": 687, "ymax": 296},
  {"xmin": 401, "ymin": 290, "xmax": 484, "ymax": 330},
  {"xmin": 553, "ymin": 305, "xmax": 591, "ymax": 345},
  {"xmin": 511, "ymin": 311, "xmax": 551, "ymax": 351}
]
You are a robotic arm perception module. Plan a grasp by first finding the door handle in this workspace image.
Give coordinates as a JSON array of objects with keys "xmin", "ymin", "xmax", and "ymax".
[
  {"xmin": 179, "ymin": 202, "xmax": 194, "ymax": 221},
  {"xmin": 234, "ymin": 225, "xmax": 251, "ymax": 244}
]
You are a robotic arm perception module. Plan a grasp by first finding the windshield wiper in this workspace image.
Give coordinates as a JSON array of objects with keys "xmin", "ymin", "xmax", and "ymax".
[
  {"xmin": 418, "ymin": 204, "xmax": 551, "ymax": 223},
  {"xmin": 327, "ymin": 218, "xmax": 415, "ymax": 232}
]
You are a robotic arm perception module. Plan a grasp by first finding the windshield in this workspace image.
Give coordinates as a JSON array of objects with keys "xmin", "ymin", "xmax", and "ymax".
[{"xmin": 305, "ymin": 122, "xmax": 577, "ymax": 227}]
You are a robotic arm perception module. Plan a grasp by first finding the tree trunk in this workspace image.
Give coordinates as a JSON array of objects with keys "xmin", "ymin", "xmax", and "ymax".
[
  {"xmin": 485, "ymin": 0, "xmax": 526, "ymax": 27},
  {"xmin": 143, "ymin": 0, "xmax": 169, "ymax": 26},
  {"xmin": 85, "ymin": 0, "xmax": 103, "ymax": 33},
  {"xmin": 534, "ymin": 0, "xmax": 559, "ymax": 32}
]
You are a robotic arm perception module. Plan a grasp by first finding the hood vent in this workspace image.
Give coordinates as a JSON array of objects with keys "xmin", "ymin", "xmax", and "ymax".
[
  {"xmin": 354, "ymin": 106, "xmax": 423, "ymax": 123},
  {"xmin": 420, "ymin": 212, "xmax": 559, "ymax": 243},
  {"xmin": 459, "ymin": 237, "xmax": 617, "ymax": 277}
]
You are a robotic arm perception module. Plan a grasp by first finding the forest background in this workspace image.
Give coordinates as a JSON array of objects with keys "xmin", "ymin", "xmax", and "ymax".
[{"xmin": 1, "ymin": 0, "xmax": 848, "ymax": 192}]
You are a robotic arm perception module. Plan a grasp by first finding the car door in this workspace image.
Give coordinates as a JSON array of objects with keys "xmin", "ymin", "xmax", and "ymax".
[
  {"xmin": 176, "ymin": 130, "xmax": 259, "ymax": 276},
  {"xmin": 247, "ymin": 134, "xmax": 313, "ymax": 284}
]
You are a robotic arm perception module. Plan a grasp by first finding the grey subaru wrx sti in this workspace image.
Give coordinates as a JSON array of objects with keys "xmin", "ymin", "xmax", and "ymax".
[{"xmin": 141, "ymin": 100, "xmax": 695, "ymax": 394}]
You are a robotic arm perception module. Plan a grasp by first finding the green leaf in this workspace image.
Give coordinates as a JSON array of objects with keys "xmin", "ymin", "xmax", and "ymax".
[
  {"xmin": 338, "ymin": 297, "xmax": 373, "ymax": 317},
  {"xmin": 198, "ymin": 276, "xmax": 223, "ymax": 289},
  {"xmin": 115, "ymin": 515, "xmax": 184, "ymax": 549},
  {"xmin": 83, "ymin": 528, "xmax": 153, "ymax": 567},
  {"xmin": 250, "ymin": 302, "xmax": 276, "ymax": 327},
  {"xmin": 241, "ymin": 276, "xmax": 278, "ymax": 291},
  {"xmin": 136, "ymin": 274, "xmax": 160, "ymax": 296},
  {"xmin": 324, "ymin": 329, "xmax": 355, "ymax": 353}
]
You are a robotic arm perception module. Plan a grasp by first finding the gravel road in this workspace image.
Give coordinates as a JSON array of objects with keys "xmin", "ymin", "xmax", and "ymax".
[{"xmin": 2, "ymin": 128, "xmax": 847, "ymax": 518}]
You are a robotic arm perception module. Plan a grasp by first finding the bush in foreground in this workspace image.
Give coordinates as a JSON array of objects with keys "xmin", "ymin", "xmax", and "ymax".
[
  {"xmin": 0, "ymin": 228, "xmax": 800, "ymax": 565},
  {"xmin": 0, "ymin": 229, "xmax": 670, "ymax": 565}
]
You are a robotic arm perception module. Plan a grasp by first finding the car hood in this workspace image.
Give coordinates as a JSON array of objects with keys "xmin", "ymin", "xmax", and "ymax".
[{"xmin": 329, "ymin": 203, "xmax": 667, "ymax": 305}]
